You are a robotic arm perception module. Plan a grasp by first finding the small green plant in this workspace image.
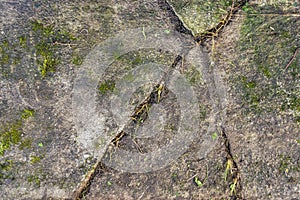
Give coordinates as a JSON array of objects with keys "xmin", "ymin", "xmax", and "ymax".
[
  {"xmin": 224, "ymin": 159, "xmax": 233, "ymax": 181},
  {"xmin": 194, "ymin": 176, "xmax": 204, "ymax": 187},
  {"xmin": 194, "ymin": 165, "xmax": 208, "ymax": 187},
  {"xmin": 211, "ymin": 132, "xmax": 218, "ymax": 140},
  {"xmin": 230, "ymin": 178, "xmax": 238, "ymax": 195},
  {"xmin": 107, "ymin": 180, "xmax": 112, "ymax": 186}
]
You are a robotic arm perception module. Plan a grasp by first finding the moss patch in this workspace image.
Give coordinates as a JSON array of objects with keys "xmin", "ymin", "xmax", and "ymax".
[
  {"xmin": 0, "ymin": 120, "xmax": 22, "ymax": 156},
  {"xmin": 0, "ymin": 109, "xmax": 35, "ymax": 156},
  {"xmin": 234, "ymin": 4, "xmax": 300, "ymax": 119},
  {"xmin": 98, "ymin": 80, "xmax": 116, "ymax": 94},
  {"xmin": 31, "ymin": 20, "xmax": 77, "ymax": 78},
  {"xmin": 0, "ymin": 159, "xmax": 13, "ymax": 184},
  {"xmin": 168, "ymin": 0, "xmax": 233, "ymax": 36},
  {"xmin": 30, "ymin": 155, "xmax": 42, "ymax": 164}
]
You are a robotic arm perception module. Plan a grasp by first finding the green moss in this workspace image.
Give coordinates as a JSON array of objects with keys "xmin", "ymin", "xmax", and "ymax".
[
  {"xmin": 30, "ymin": 155, "xmax": 42, "ymax": 164},
  {"xmin": 0, "ymin": 159, "xmax": 13, "ymax": 182},
  {"xmin": 0, "ymin": 40, "xmax": 11, "ymax": 66},
  {"xmin": 21, "ymin": 108, "xmax": 35, "ymax": 120},
  {"xmin": 0, "ymin": 109, "xmax": 35, "ymax": 156},
  {"xmin": 281, "ymin": 95, "xmax": 300, "ymax": 112},
  {"xmin": 279, "ymin": 155, "xmax": 294, "ymax": 173},
  {"xmin": 236, "ymin": 4, "xmax": 300, "ymax": 115},
  {"xmin": 72, "ymin": 55, "xmax": 83, "ymax": 65},
  {"xmin": 35, "ymin": 40, "xmax": 60, "ymax": 78},
  {"xmin": 26, "ymin": 168, "xmax": 46, "ymax": 186},
  {"xmin": 246, "ymin": 81, "xmax": 256, "ymax": 89},
  {"xmin": 19, "ymin": 138, "xmax": 33, "ymax": 150},
  {"xmin": 31, "ymin": 20, "xmax": 77, "ymax": 78},
  {"xmin": 98, "ymin": 80, "xmax": 116, "ymax": 94},
  {"xmin": 19, "ymin": 35, "xmax": 27, "ymax": 49},
  {"xmin": 0, "ymin": 121, "xmax": 22, "ymax": 156},
  {"xmin": 27, "ymin": 174, "xmax": 41, "ymax": 186}
]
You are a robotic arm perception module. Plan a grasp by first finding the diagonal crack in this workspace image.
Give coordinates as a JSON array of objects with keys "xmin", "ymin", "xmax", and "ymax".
[{"xmin": 221, "ymin": 126, "xmax": 242, "ymax": 199}]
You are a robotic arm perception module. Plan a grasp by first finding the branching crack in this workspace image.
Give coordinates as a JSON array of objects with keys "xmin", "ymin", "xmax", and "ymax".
[
  {"xmin": 73, "ymin": 1, "xmax": 251, "ymax": 199},
  {"xmin": 159, "ymin": 0, "xmax": 250, "ymax": 44}
]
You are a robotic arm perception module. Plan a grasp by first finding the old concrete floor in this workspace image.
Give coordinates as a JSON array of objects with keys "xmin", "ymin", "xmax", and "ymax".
[{"xmin": 0, "ymin": 0, "xmax": 299, "ymax": 199}]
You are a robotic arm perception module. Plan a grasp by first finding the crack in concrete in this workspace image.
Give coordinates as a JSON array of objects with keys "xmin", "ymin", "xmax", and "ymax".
[
  {"xmin": 73, "ymin": 1, "xmax": 250, "ymax": 199},
  {"xmin": 221, "ymin": 126, "xmax": 242, "ymax": 200},
  {"xmin": 72, "ymin": 161, "xmax": 107, "ymax": 200},
  {"xmin": 158, "ymin": 0, "xmax": 194, "ymax": 38},
  {"xmin": 160, "ymin": 0, "xmax": 250, "ymax": 198}
]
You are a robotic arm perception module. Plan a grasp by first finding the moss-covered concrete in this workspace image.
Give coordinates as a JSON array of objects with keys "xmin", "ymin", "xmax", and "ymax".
[
  {"xmin": 0, "ymin": 0, "xmax": 299, "ymax": 199},
  {"xmin": 168, "ymin": 0, "xmax": 233, "ymax": 36}
]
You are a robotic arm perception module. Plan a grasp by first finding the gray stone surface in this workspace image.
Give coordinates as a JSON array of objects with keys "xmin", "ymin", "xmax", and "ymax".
[{"xmin": 0, "ymin": 0, "xmax": 299, "ymax": 199}]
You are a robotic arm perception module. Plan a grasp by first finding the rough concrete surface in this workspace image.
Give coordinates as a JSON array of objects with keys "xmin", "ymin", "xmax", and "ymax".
[{"xmin": 0, "ymin": 0, "xmax": 299, "ymax": 199}]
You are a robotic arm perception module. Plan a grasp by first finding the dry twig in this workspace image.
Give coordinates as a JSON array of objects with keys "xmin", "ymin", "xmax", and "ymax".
[{"xmin": 285, "ymin": 47, "xmax": 299, "ymax": 70}]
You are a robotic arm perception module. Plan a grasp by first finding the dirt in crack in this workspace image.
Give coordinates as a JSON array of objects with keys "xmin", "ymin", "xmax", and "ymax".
[
  {"xmin": 159, "ymin": 0, "xmax": 194, "ymax": 37},
  {"xmin": 111, "ymin": 55, "xmax": 183, "ymax": 152},
  {"xmin": 73, "ymin": 55, "xmax": 183, "ymax": 199},
  {"xmin": 221, "ymin": 127, "xmax": 242, "ymax": 199},
  {"xmin": 160, "ymin": 0, "xmax": 250, "ymax": 44},
  {"xmin": 72, "ymin": 162, "xmax": 108, "ymax": 200}
]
